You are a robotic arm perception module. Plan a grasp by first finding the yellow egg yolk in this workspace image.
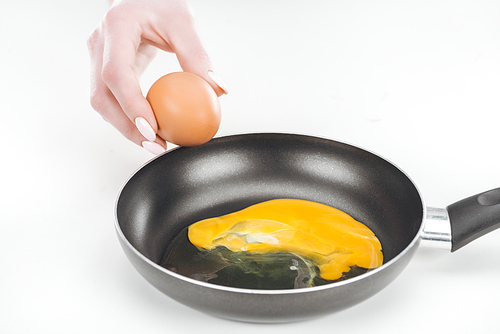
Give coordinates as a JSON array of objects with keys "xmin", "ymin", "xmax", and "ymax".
[{"xmin": 188, "ymin": 199, "xmax": 383, "ymax": 281}]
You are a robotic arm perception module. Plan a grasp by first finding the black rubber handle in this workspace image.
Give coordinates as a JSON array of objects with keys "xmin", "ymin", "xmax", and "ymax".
[{"xmin": 447, "ymin": 188, "xmax": 500, "ymax": 252}]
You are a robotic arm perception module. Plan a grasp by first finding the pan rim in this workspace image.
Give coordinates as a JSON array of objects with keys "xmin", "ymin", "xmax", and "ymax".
[{"xmin": 114, "ymin": 132, "xmax": 426, "ymax": 295}]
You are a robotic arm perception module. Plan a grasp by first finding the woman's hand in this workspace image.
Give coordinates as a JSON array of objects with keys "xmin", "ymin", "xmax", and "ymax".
[{"xmin": 87, "ymin": 0, "xmax": 228, "ymax": 154}]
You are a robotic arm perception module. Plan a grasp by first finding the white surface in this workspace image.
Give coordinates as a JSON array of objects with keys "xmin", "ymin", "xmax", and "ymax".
[{"xmin": 1, "ymin": 0, "xmax": 500, "ymax": 333}]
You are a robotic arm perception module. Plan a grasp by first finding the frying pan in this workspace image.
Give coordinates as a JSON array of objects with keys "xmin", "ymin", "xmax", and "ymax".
[{"xmin": 115, "ymin": 133, "xmax": 500, "ymax": 323}]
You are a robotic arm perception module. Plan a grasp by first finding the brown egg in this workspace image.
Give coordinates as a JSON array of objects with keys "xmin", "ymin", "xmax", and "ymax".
[{"xmin": 146, "ymin": 72, "xmax": 221, "ymax": 147}]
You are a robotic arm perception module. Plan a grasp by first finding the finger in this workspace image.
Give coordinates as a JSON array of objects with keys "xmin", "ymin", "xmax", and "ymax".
[
  {"xmin": 100, "ymin": 9, "xmax": 159, "ymax": 138},
  {"xmin": 87, "ymin": 25, "xmax": 107, "ymax": 114},
  {"xmin": 99, "ymin": 89, "xmax": 167, "ymax": 152},
  {"xmin": 135, "ymin": 43, "xmax": 158, "ymax": 76},
  {"xmin": 88, "ymin": 23, "xmax": 165, "ymax": 151},
  {"xmin": 175, "ymin": 36, "xmax": 228, "ymax": 96},
  {"xmin": 161, "ymin": 9, "xmax": 228, "ymax": 96}
]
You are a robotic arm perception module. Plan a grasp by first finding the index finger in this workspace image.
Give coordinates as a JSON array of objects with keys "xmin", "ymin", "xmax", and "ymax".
[{"xmin": 100, "ymin": 11, "xmax": 158, "ymax": 136}]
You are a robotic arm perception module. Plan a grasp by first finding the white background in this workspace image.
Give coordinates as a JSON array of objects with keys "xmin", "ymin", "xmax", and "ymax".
[{"xmin": 1, "ymin": 0, "xmax": 500, "ymax": 333}]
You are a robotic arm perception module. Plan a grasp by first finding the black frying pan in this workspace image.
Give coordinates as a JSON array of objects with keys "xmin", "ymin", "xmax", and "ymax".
[{"xmin": 115, "ymin": 133, "xmax": 500, "ymax": 323}]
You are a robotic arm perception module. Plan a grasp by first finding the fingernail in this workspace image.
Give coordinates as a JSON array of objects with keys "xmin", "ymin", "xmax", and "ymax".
[
  {"xmin": 142, "ymin": 141, "xmax": 166, "ymax": 155},
  {"xmin": 207, "ymin": 70, "xmax": 229, "ymax": 94},
  {"xmin": 135, "ymin": 117, "xmax": 157, "ymax": 142}
]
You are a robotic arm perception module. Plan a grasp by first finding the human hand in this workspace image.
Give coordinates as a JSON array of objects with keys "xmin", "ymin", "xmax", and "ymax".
[{"xmin": 87, "ymin": 0, "xmax": 228, "ymax": 155}]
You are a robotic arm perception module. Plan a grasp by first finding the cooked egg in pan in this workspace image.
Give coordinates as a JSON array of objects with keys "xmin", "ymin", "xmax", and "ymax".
[{"xmin": 162, "ymin": 199, "xmax": 383, "ymax": 289}]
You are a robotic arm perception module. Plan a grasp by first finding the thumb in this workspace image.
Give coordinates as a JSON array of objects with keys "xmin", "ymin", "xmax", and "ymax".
[
  {"xmin": 180, "ymin": 49, "xmax": 228, "ymax": 97},
  {"xmin": 168, "ymin": 16, "xmax": 228, "ymax": 96}
]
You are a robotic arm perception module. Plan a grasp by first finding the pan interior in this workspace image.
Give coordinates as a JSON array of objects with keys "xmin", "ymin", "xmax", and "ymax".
[{"xmin": 116, "ymin": 134, "xmax": 423, "ymax": 273}]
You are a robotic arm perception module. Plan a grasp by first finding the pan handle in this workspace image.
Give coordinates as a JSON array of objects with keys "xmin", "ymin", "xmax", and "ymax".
[{"xmin": 447, "ymin": 188, "xmax": 500, "ymax": 252}]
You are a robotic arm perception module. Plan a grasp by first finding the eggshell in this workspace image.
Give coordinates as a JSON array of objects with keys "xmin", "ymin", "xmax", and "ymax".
[{"xmin": 146, "ymin": 72, "xmax": 221, "ymax": 147}]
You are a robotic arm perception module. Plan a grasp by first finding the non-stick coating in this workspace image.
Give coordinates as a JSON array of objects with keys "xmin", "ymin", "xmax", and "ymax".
[{"xmin": 116, "ymin": 133, "xmax": 424, "ymax": 322}]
